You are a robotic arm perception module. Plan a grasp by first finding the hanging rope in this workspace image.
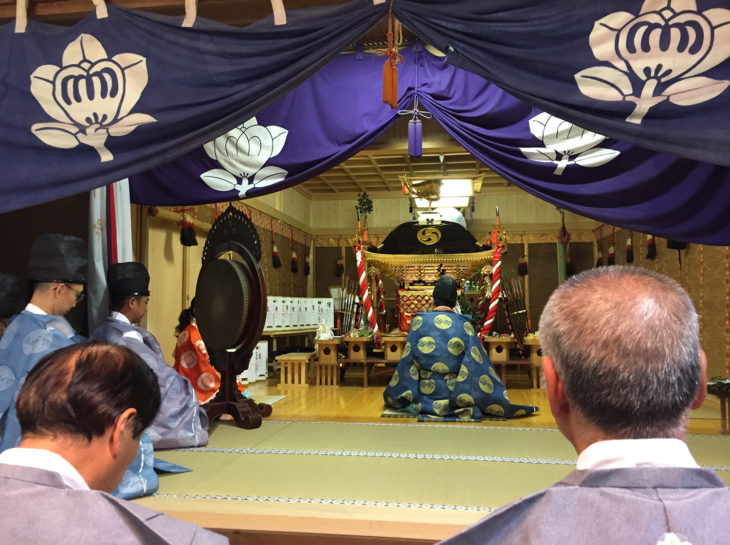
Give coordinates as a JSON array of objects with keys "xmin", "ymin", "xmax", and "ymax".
[
  {"xmin": 626, "ymin": 231, "xmax": 634, "ymax": 263},
  {"xmin": 304, "ymin": 235, "xmax": 310, "ymax": 276},
  {"xmin": 607, "ymin": 226, "xmax": 616, "ymax": 265},
  {"xmin": 397, "ymin": 54, "xmax": 432, "ymax": 157},
  {"xmin": 270, "ymin": 219, "xmax": 281, "ymax": 269},
  {"xmin": 375, "ymin": 6, "xmax": 403, "ymax": 108},
  {"xmin": 290, "ymin": 226, "xmax": 298, "ymax": 273}
]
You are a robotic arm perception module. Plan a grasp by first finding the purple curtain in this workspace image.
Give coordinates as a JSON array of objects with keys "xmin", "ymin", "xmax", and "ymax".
[
  {"xmin": 130, "ymin": 46, "xmax": 730, "ymax": 244},
  {"xmin": 0, "ymin": 1, "xmax": 386, "ymax": 213},
  {"xmin": 394, "ymin": 0, "xmax": 730, "ymax": 167}
]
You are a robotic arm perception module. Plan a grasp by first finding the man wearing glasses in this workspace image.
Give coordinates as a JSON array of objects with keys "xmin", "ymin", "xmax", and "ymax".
[{"xmin": 0, "ymin": 233, "xmax": 87, "ymax": 452}]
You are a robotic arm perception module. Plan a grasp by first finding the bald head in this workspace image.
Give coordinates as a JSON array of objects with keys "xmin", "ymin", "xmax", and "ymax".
[{"xmin": 539, "ymin": 266, "xmax": 701, "ymax": 439}]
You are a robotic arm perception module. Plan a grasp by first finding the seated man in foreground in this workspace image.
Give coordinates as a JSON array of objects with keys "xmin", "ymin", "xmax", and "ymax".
[
  {"xmin": 91, "ymin": 262, "xmax": 208, "ymax": 449},
  {"xmin": 441, "ymin": 266, "xmax": 730, "ymax": 544},
  {"xmin": 0, "ymin": 342, "xmax": 227, "ymax": 544},
  {"xmin": 384, "ymin": 275, "xmax": 538, "ymax": 421},
  {"xmin": 0, "ymin": 233, "xmax": 87, "ymax": 451}
]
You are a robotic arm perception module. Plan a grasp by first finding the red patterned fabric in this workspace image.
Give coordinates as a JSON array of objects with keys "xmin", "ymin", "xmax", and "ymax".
[
  {"xmin": 173, "ymin": 322, "xmax": 221, "ymax": 404},
  {"xmin": 397, "ymin": 289, "xmax": 433, "ymax": 332}
]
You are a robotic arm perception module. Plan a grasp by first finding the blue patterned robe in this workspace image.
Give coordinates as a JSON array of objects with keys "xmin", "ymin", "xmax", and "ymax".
[
  {"xmin": 383, "ymin": 311, "xmax": 538, "ymax": 421},
  {"xmin": 91, "ymin": 317, "xmax": 209, "ymax": 449},
  {"xmin": 0, "ymin": 311, "xmax": 82, "ymax": 451}
]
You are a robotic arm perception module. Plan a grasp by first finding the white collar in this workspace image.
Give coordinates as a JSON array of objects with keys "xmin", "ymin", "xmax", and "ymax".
[
  {"xmin": 25, "ymin": 303, "xmax": 47, "ymax": 315},
  {"xmin": 0, "ymin": 448, "xmax": 90, "ymax": 490},
  {"xmin": 576, "ymin": 438, "xmax": 699, "ymax": 470},
  {"xmin": 111, "ymin": 311, "xmax": 131, "ymax": 325}
]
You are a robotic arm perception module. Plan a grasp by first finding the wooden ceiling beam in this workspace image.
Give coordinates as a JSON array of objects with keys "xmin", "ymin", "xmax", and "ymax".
[{"xmin": 0, "ymin": 0, "xmax": 332, "ymax": 24}]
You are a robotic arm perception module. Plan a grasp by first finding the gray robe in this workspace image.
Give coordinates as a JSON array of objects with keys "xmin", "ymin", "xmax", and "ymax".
[
  {"xmin": 91, "ymin": 317, "xmax": 208, "ymax": 449},
  {"xmin": 0, "ymin": 463, "xmax": 227, "ymax": 544},
  {"xmin": 439, "ymin": 467, "xmax": 730, "ymax": 545}
]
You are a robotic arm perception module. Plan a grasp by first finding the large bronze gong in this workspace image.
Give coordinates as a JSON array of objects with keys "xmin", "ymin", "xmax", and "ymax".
[{"xmin": 195, "ymin": 206, "xmax": 269, "ymax": 428}]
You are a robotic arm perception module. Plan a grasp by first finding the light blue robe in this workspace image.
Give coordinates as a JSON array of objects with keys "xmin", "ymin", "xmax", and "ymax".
[
  {"xmin": 0, "ymin": 311, "xmax": 82, "ymax": 452},
  {"xmin": 91, "ymin": 317, "xmax": 209, "ymax": 449},
  {"xmin": 383, "ymin": 310, "xmax": 538, "ymax": 421}
]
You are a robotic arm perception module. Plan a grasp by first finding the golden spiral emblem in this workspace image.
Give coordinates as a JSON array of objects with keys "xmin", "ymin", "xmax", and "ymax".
[
  {"xmin": 457, "ymin": 407, "xmax": 474, "ymax": 419},
  {"xmin": 402, "ymin": 342, "xmax": 412, "ymax": 358},
  {"xmin": 418, "ymin": 336, "xmax": 437, "ymax": 354},
  {"xmin": 446, "ymin": 377, "xmax": 457, "ymax": 391},
  {"xmin": 419, "ymin": 369, "xmax": 432, "ymax": 379},
  {"xmin": 457, "ymin": 366, "xmax": 469, "ymax": 382},
  {"xmin": 434, "ymin": 314, "xmax": 453, "ymax": 330},
  {"xmin": 456, "ymin": 393, "xmax": 475, "ymax": 407},
  {"xmin": 485, "ymin": 404, "xmax": 505, "ymax": 417},
  {"xmin": 431, "ymin": 362, "xmax": 449, "ymax": 373},
  {"xmin": 447, "ymin": 337, "xmax": 465, "ymax": 355},
  {"xmin": 417, "ymin": 227, "xmax": 442, "ymax": 245},
  {"xmin": 513, "ymin": 409, "xmax": 526, "ymax": 417},
  {"xmin": 470, "ymin": 346, "xmax": 483, "ymax": 364},
  {"xmin": 402, "ymin": 390, "xmax": 414, "ymax": 402},
  {"xmin": 420, "ymin": 379, "xmax": 436, "ymax": 394},
  {"xmin": 433, "ymin": 399, "xmax": 449, "ymax": 416},
  {"xmin": 411, "ymin": 316, "xmax": 423, "ymax": 331},
  {"xmin": 489, "ymin": 366, "xmax": 499, "ymax": 380},
  {"xmin": 478, "ymin": 374, "xmax": 494, "ymax": 393},
  {"xmin": 412, "ymin": 402, "xmax": 422, "ymax": 413},
  {"xmin": 503, "ymin": 390, "xmax": 510, "ymax": 401},
  {"xmin": 463, "ymin": 322, "xmax": 475, "ymax": 336},
  {"xmin": 409, "ymin": 364, "xmax": 419, "ymax": 381},
  {"xmin": 389, "ymin": 370, "xmax": 399, "ymax": 387}
]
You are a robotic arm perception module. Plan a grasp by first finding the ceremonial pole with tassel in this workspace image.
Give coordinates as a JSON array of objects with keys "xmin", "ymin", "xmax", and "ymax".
[
  {"xmin": 376, "ymin": 271, "xmax": 386, "ymax": 332},
  {"xmin": 354, "ymin": 243, "xmax": 379, "ymax": 338},
  {"xmin": 479, "ymin": 207, "xmax": 503, "ymax": 341}
]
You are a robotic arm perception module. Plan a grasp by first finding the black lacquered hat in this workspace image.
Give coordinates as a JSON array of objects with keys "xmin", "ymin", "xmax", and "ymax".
[
  {"xmin": 432, "ymin": 275, "xmax": 457, "ymax": 308},
  {"xmin": 28, "ymin": 233, "xmax": 87, "ymax": 283},
  {"xmin": 107, "ymin": 262, "xmax": 151, "ymax": 297}
]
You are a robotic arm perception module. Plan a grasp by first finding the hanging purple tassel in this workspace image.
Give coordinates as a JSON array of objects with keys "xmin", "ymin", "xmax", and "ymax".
[{"xmin": 408, "ymin": 118, "xmax": 422, "ymax": 158}]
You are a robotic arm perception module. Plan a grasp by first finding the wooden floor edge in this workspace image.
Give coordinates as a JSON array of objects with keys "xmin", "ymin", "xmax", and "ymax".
[
  {"xmin": 172, "ymin": 510, "xmax": 471, "ymax": 540},
  {"xmin": 134, "ymin": 499, "xmax": 477, "ymax": 542}
]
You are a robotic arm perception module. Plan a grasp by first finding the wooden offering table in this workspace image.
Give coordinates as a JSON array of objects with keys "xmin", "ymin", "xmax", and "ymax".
[
  {"xmin": 381, "ymin": 334, "xmax": 408, "ymax": 362},
  {"xmin": 483, "ymin": 336, "xmax": 542, "ymax": 388},
  {"xmin": 314, "ymin": 338, "xmax": 341, "ymax": 386},
  {"xmin": 343, "ymin": 336, "xmax": 370, "ymax": 360},
  {"xmin": 276, "ymin": 351, "xmax": 315, "ymax": 389}
]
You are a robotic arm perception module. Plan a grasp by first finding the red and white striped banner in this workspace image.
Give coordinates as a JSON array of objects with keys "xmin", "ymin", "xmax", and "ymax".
[{"xmin": 354, "ymin": 243, "xmax": 379, "ymax": 336}]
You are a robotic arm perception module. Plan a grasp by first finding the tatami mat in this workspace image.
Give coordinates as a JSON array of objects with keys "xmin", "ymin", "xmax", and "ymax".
[{"xmin": 152, "ymin": 421, "xmax": 730, "ymax": 512}]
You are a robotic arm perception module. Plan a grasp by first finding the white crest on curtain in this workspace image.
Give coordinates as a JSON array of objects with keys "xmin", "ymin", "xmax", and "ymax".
[
  {"xmin": 520, "ymin": 113, "xmax": 619, "ymax": 175},
  {"xmin": 29, "ymin": 34, "xmax": 156, "ymax": 162},
  {"xmin": 575, "ymin": 0, "xmax": 730, "ymax": 124},
  {"xmin": 201, "ymin": 117, "xmax": 289, "ymax": 197}
]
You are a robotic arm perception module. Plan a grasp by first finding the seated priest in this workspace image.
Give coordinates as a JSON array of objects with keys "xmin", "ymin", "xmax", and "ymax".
[
  {"xmin": 173, "ymin": 299, "xmax": 221, "ymax": 404},
  {"xmin": 90, "ymin": 262, "xmax": 209, "ymax": 449},
  {"xmin": 383, "ymin": 275, "xmax": 538, "ymax": 421},
  {"xmin": 0, "ymin": 234, "xmax": 87, "ymax": 452},
  {"xmin": 0, "ymin": 342, "xmax": 227, "ymax": 544}
]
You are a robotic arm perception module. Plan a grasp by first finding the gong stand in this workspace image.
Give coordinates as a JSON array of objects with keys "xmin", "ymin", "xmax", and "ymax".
[
  {"xmin": 205, "ymin": 348, "xmax": 271, "ymax": 429},
  {"xmin": 196, "ymin": 239, "xmax": 269, "ymax": 429}
]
